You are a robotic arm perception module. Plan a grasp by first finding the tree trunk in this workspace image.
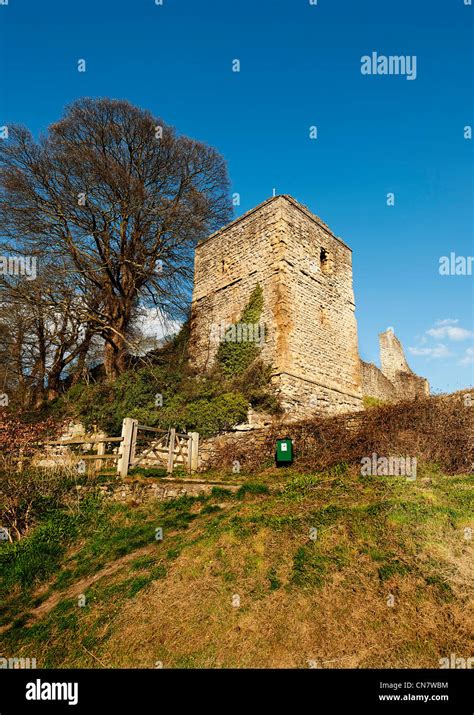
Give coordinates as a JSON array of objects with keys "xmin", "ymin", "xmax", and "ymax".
[
  {"xmin": 103, "ymin": 331, "xmax": 128, "ymax": 380},
  {"xmin": 46, "ymin": 370, "xmax": 62, "ymax": 401},
  {"xmin": 102, "ymin": 298, "xmax": 133, "ymax": 380},
  {"xmin": 71, "ymin": 331, "xmax": 93, "ymax": 386}
]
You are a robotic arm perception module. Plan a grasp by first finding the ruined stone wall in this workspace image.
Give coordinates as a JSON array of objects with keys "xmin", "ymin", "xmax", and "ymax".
[
  {"xmin": 379, "ymin": 329, "xmax": 429, "ymax": 399},
  {"xmin": 379, "ymin": 329, "xmax": 413, "ymax": 382},
  {"xmin": 360, "ymin": 360, "xmax": 398, "ymax": 402},
  {"xmin": 75, "ymin": 479, "xmax": 240, "ymax": 504},
  {"xmin": 393, "ymin": 371, "xmax": 430, "ymax": 400},
  {"xmin": 361, "ymin": 331, "xmax": 430, "ymax": 402}
]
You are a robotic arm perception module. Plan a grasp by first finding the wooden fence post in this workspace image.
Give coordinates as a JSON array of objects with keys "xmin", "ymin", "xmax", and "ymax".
[
  {"xmin": 129, "ymin": 424, "xmax": 137, "ymax": 466},
  {"xmin": 187, "ymin": 433, "xmax": 192, "ymax": 472},
  {"xmin": 95, "ymin": 440, "xmax": 105, "ymax": 472},
  {"xmin": 117, "ymin": 418, "xmax": 137, "ymax": 479},
  {"xmin": 167, "ymin": 428, "xmax": 176, "ymax": 474},
  {"xmin": 190, "ymin": 431, "xmax": 199, "ymax": 473}
]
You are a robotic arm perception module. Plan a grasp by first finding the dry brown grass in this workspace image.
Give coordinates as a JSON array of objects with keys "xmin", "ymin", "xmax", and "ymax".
[{"xmin": 102, "ymin": 522, "xmax": 472, "ymax": 669}]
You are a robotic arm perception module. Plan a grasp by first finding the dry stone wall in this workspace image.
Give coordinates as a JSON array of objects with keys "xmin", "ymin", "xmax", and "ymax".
[{"xmin": 76, "ymin": 479, "xmax": 240, "ymax": 504}]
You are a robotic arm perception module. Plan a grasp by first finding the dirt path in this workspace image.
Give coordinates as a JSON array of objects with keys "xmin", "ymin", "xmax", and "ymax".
[{"xmin": 0, "ymin": 543, "xmax": 158, "ymax": 635}]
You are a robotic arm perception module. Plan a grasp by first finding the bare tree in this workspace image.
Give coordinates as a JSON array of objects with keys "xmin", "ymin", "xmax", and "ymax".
[
  {"xmin": 0, "ymin": 263, "xmax": 105, "ymax": 406},
  {"xmin": 0, "ymin": 98, "xmax": 231, "ymax": 379}
]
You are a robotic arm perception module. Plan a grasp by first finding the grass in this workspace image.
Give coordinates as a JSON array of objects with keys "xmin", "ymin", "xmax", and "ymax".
[
  {"xmin": 0, "ymin": 463, "xmax": 472, "ymax": 668},
  {"xmin": 291, "ymin": 546, "xmax": 330, "ymax": 588},
  {"xmin": 377, "ymin": 559, "xmax": 412, "ymax": 582},
  {"xmin": 236, "ymin": 481, "xmax": 270, "ymax": 499}
]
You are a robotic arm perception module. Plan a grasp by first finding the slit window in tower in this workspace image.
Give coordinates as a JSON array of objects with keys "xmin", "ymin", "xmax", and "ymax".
[{"xmin": 320, "ymin": 248, "xmax": 329, "ymax": 274}]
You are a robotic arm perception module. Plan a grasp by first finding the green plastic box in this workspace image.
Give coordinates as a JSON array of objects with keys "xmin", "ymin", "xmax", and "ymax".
[{"xmin": 276, "ymin": 438, "xmax": 293, "ymax": 466}]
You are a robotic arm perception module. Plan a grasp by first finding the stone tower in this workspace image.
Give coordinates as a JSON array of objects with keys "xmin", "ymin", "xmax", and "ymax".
[{"xmin": 189, "ymin": 195, "xmax": 364, "ymax": 417}]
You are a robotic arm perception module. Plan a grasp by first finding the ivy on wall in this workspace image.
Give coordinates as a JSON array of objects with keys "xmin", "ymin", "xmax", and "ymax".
[{"xmin": 216, "ymin": 284, "xmax": 264, "ymax": 377}]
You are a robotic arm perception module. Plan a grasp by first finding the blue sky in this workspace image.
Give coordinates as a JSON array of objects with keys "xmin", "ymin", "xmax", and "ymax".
[{"xmin": 0, "ymin": 0, "xmax": 472, "ymax": 392}]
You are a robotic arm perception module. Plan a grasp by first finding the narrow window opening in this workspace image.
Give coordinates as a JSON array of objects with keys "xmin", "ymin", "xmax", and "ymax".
[{"xmin": 320, "ymin": 248, "xmax": 329, "ymax": 273}]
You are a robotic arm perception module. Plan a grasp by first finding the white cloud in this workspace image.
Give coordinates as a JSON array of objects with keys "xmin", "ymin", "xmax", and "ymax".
[
  {"xmin": 135, "ymin": 309, "xmax": 182, "ymax": 339},
  {"xmin": 426, "ymin": 325, "xmax": 473, "ymax": 341},
  {"xmin": 459, "ymin": 346, "xmax": 474, "ymax": 366},
  {"xmin": 434, "ymin": 318, "xmax": 459, "ymax": 326},
  {"xmin": 409, "ymin": 318, "xmax": 474, "ymax": 371},
  {"xmin": 408, "ymin": 343, "xmax": 454, "ymax": 360}
]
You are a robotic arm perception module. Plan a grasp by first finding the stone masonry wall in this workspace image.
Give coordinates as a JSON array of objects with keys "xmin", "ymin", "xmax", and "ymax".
[
  {"xmin": 360, "ymin": 360, "xmax": 398, "ymax": 402},
  {"xmin": 76, "ymin": 479, "xmax": 240, "ymax": 504},
  {"xmin": 394, "ymin": 370, "xmax": 430, "ymax": 400},
  {"xmin": 275, "ymin": 199, "xmax": 363, "ymax": 416},
  {"xmin": 379, "ymin": 329, "xmax": 429, "ymax": 399},
  {"xmin": 189, "ymin": 198, "xmax": 284, "ymax": 371},
  {"xmin": 379, "ymin": 329, "xmax": 414, "ymax": 382}
]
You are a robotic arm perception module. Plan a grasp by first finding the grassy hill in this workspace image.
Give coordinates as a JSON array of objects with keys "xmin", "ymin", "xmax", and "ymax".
[{"xmin": 1, "ymin": 462, "xmax": 472, "ymax": 668}]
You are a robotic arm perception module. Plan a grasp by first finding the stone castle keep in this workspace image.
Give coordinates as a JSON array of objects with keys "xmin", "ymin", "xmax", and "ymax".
[{"xmin": 189, "ymin": 195, "xmax": 429, "ymax": 418}]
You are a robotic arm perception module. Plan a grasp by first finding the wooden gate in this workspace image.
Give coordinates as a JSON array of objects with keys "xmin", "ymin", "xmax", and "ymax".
[{"xmin": 116, "ymin": 418, "xmax": 199, "ymax": 478}]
